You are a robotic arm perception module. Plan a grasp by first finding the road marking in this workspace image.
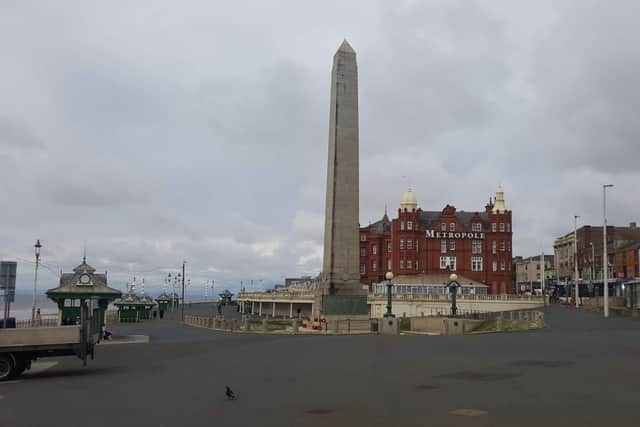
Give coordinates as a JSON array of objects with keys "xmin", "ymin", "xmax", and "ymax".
[
  {"xmin": 0, "ymin": 380, "xmax": 22, "ymax": 385},
  {"xmin": 449, "ymin": 409, "xmax": 488, "ymax": 417}
]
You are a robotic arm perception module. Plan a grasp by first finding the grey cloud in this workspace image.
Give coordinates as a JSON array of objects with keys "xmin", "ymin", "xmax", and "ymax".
[{"xmin": 0, "ymin": 117, "xmax": 43, "ymax": 149}]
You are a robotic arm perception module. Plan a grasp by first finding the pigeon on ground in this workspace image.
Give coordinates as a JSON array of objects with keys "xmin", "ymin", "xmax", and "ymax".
[{"xmin": 226, "ymin": 385, "xmax": 236, "ymax": 400}]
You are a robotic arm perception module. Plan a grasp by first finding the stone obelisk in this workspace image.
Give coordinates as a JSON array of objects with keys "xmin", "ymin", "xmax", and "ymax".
[{"xmin": 320, "ymin": 40, "xmax": 367, "ymax": 317}]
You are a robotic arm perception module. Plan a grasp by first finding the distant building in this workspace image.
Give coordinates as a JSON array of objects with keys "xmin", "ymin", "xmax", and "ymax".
[
  {"xmin": 554, "ymin": 222, "xmax": 640, "ymax": 288},
  {"xmin": 513, "ymin": 255, "xmax": 555, "ymax": 293},
  {"xmin": 612, "ymin": 241, "xmax": 640, "ymax": 281},
  {"xmin": 360, "ymin": 186, "xmax": 513, "ymax": 294}
]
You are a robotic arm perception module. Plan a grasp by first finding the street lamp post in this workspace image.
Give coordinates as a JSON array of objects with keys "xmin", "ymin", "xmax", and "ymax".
[
  {"xmin": 603, "ymin": 184, "xmax": 614, "ymax": 318},
  {"xmin": 31, "ymin": 240, "xmax": 42, "ymax": 324},
  {"xmin": 590, "ymin": 242, "xmax": 595, "ymax": 297},
  {"xmin": 447, "ymin": 273, "xmax": 461, "ymax": 317},
  {"xmin": 574, "ymin": 215, "xmax": 580, "ymax": 308},
  {"xmin": 384, "ymin": 272, "xmax": 394, "ymax": 318}
]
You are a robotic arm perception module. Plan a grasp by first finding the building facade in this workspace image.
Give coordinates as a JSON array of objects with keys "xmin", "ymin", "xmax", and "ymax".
[
  {"xmin": 513, "ymin": 255, "xmax": 555, "ymax": 293},
  {"xmin": 554, "ymin": 223, "xmax": 640, "ymax": 286},
  {"xmin": 359, "ymin": 187, "xmax": 513, "ymax": 294}
]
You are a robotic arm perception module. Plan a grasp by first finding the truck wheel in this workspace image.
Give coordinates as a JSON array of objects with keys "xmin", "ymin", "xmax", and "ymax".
[{"xmin": 0, "ymin": 355, "xmax": 15, "ymax": 381}]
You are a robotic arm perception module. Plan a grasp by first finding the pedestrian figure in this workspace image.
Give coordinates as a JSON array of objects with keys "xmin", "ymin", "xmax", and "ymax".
[
  {"xmin": 159, "ymin": 310, "xmax": 164, "ymax": 319},
  {"xmin": 217, "ymin": 302, "xmax": 222, "ymax": 315},
  {"xmin": 226, "ymin": 386, "xmax": 236, "ymax": 400},
  {"xmin": 153, "ymin": 311, "xmax": 157, "ymax": 320}
]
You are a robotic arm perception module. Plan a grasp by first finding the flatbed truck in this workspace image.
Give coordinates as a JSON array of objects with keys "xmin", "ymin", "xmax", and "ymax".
[{"xmin": 0, "ymin": 315, "xmax": 100, "ymax": 381}]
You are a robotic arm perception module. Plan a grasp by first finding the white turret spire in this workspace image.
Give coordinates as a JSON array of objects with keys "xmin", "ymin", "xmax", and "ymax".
[
  {"xmin": 492, "ymin": 185, "xmax": 506, "ymax": 213},
  {"xmin": 400, "ymin": 188, "xmax": 418, "ymax": 211}
]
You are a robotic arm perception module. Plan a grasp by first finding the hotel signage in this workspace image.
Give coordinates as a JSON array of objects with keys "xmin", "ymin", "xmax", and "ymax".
[{"xmin": 425, "ymin": 230, "xmax": 485, "ymax": 239}]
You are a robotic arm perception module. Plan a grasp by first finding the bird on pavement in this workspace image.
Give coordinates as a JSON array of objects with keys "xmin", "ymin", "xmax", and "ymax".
[{"xmin": 226, "ymin": 386, "xmax": 236, "ymax": 400}]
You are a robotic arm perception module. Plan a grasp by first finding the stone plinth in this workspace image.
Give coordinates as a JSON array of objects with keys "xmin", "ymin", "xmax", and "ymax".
[{"xmin": 379, "ymin": 317, "xmax": 399, "ymax": 336}]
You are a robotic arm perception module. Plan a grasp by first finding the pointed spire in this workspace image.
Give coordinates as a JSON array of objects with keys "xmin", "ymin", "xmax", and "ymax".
[{"xmin": 337, "ymin": 38, "xmax": 355, "ymax": 54}]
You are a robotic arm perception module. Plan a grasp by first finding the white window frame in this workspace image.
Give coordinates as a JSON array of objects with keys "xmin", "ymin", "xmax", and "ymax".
[
  {"xmin": 387, "ymin": 242, "xmax": 392, "ymax": 252},
  {"xmin": 400, "ymin": 259, "xmax": 404, "ymax": 269},
  {"xmin": 471, "ymin": 256, "xmax": 483, "ymax": 271},
  {"xmin": 450, "ymin": 223, "xmax": 456, "ymax": 232},
  {"xmin": 400, "ymin": 221, "xmax": 405, "ymax": 231},
  {"xmin": 500, "ymin": 241, "xmax": 505, "ymax": 251},
  {"xmin": 500, "ymin": 260, "xmax": 506, "ymax": 271},
  {"xmin": 372, "ymin": 245, "xmax": 377, "ymax": 255},
  {"xmin": 407, "ymin": 240, "xmax": 413, "ymax": 250},
  {"xmin": 441, "ymin": 240, "xmax": 447, "ymax": 253},
  {"xmin": 492, "ymin": 223, "xmax": 496, "ymax": 232},
  {"xmin": 360, "ymin": 234, "xmax": 366, "ymax": 241},
  {"xmin": 492, "ymin": 241, "xmax": 497, "ymax": 254},
  {"xmin": 407, "ymin": 259, "xmax": 412, "ymax": 269},
  {"xmin": 372, "ymin": 261, "xmax": 377, "ymax": 272},
  {"xmin": 400, "ymin": 239, "xmax": 405, "ymax": 250},
  {"xmin": 360, "ymin": 263, "xmax": 366, "ymax": 274},
  {"xmin": 448, "ymin": 256, "xmax": 457, "ymax": 271},
  {"xmin": 500, "ymin": 223, "xmax": 505, "ymax": 232},
  {"xmin": 441, "ymin": 223, "xmax": 446, "ymax": 231},
  {"xmin": 492, "ymin": 261, "xmax": 497, "ymax": 272},
  {"xmin": 472, "ymin": 240, "xmax": 482, "ymax": 254},
  {"xmin": 407, "ymin": 221, "xmax": 413, "ymax": 230},
  {"xmin": 440, "ymin": 256, "xmax": 448, "ymax": 269},
  {"xmin": 450, "ymin": 240, "xmax": 455, "ymax": 251},
  {"xmin": 472, "ymin": 223, "xmax": 482, "ymax": 232},
  {"xmin": 360, "ymin": 247, "xmax": 366, "ymax": 257}
]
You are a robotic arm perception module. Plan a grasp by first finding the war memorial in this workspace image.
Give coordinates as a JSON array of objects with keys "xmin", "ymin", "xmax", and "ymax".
[{"xmin": 235, "ymin": 41, "xmax": 543, "ymax": 332}]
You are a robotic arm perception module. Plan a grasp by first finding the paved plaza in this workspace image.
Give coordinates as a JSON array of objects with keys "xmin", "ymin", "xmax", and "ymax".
[{"xmin": 1, "ymin": 305, "xmax": 639, "ymax": 427}]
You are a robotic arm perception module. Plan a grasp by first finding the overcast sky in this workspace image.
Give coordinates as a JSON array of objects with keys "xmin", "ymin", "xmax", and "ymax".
[{"xmin": 2, "ymin": 0, "xmax": 639, "ymax": 295}]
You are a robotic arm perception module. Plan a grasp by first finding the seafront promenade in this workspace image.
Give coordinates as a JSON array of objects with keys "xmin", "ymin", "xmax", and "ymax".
[{"xmin": 2, "ymin": 304, "xmax": 639, "ymax": 427}]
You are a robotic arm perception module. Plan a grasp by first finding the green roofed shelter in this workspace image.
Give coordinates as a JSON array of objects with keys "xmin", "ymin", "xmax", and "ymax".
[
  {"xmin": 113, "ymin": 290, "xmax": 157, "ymax": 323},
  {"xmin": 219, "ymin": 289, "xmax": 234, "ymax": 305},
  {"xmin": 46, "ymin": 257, "xmax": 122, "ymax": 327}
]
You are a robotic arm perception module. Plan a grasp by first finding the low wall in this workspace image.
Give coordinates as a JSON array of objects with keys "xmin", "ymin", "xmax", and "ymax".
[
  {"xmin": 407, "ymin": 310, "xmax": 544, "ymax": 335},
  {"xmin": 369, "ymin": 298, "xmax": 544, "ymax": 318}
]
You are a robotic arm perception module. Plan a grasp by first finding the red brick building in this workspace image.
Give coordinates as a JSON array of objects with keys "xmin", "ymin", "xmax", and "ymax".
[{"xmin": 359, "ymin": 187, "xmax": 513, "ymax": 294}]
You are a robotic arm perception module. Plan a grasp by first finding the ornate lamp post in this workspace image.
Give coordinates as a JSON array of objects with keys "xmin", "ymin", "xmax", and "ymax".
[
  {"xmin": 447, "ymin": 273, "xmax": 461, "ymax": 317},
  {"xmin": 31, "ymin": 239, "xmax": 42, "ymax": 324},
  {"xmin": 384, "ymin": 271, "xmax": 394, "ymax": 318}
]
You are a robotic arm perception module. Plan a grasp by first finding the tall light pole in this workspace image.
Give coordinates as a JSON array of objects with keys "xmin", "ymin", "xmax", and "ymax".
[
  {"xmin": 31, "ymin": 240, "xmax": 42, "ymax": 324},
  {"xmin": 590, "ymin": 242, "xmax": 595, "ymax": 296},
  {"xmin": 603, "ymin": 184, "xmax": 614, "ymax": 318},
  {"xmin": 541, "ymin": 251, "xmax": 545, "ymax": 300},
  {"xmin": 574, "ymin": 215, "xmax": 580, "ymax": 308},
  {"xmin": 181, "ymin": 261, "xmax": 186, "ymax": 321}
]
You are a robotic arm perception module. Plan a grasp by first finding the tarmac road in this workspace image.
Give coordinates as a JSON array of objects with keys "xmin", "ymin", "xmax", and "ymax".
[{"xmin": 1, "ymin": 304, "xmax": 639, "ymax": 427}]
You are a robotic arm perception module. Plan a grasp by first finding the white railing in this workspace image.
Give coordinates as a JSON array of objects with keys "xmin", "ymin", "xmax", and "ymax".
[
  {"xmin": 368, "ymin": 293, "xmax": 543, "ymax": 302},
  {"xmin": 237, "ymin": 292, "xmax": 316, "ymax": 300}
]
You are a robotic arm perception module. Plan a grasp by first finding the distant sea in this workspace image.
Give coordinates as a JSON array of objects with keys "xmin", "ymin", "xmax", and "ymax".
[{"xmin": 1, "ymin": 294, "xmax": 58, "ymax": 321}]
